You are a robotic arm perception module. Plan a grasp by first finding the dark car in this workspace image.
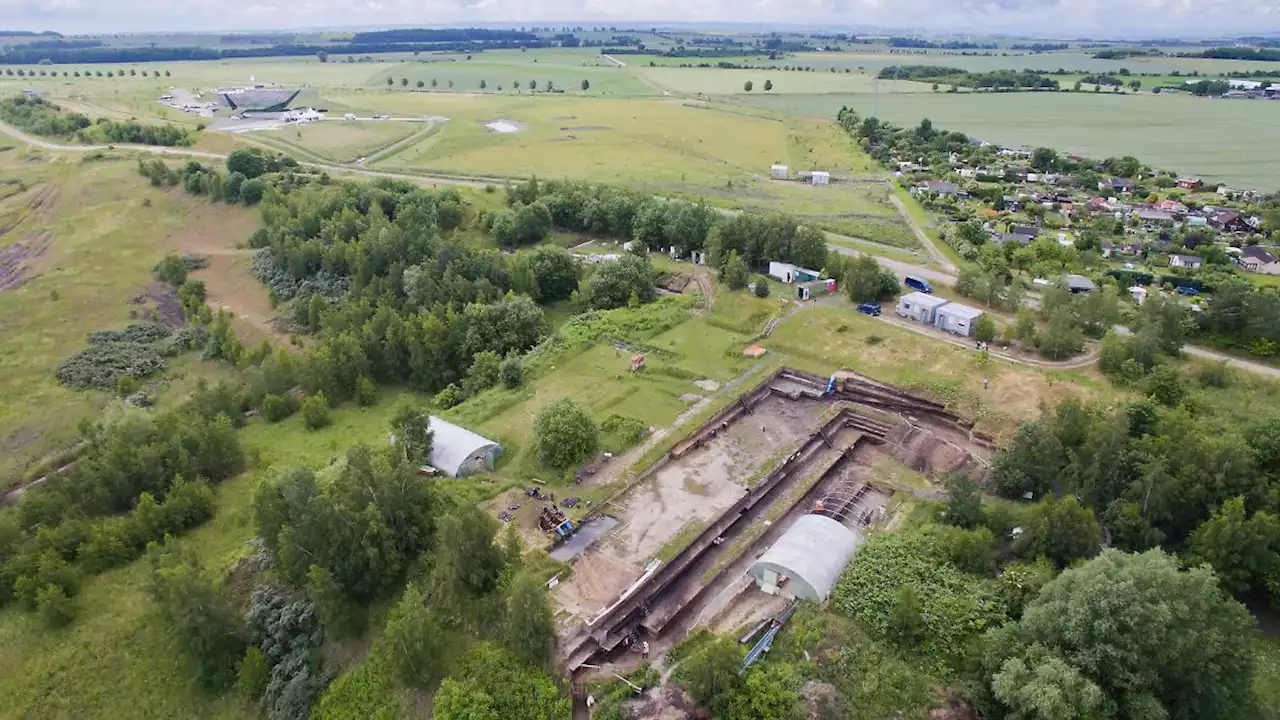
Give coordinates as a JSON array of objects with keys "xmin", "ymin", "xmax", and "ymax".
[
  {"xmin": 1176, "ymin": 286, "xmax": 1200, "ymax": 296},
  {"xmin": 857, "ymin": 303, "xmax": 882, "ymax": 316}
]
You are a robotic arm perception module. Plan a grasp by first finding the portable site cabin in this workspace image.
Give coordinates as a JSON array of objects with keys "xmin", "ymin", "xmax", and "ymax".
[
  {"xmin": 768, "ymin": 262, "xmax": 821, "ymax": 284},
  {"xmin": 796, "ymin": 278, "xmax": 837, "ymax": 301},
  {"xmin": 770, "ymin": 164, "xmax": 789, "ymax": 180},
  {"xmin": 933, "ymin": 302, "xmax": 984, "ymax": 337},
  {"xmin": 896, "ymin": 292, "xmax": 950, "ymax": 325},
  {"xmin": 810, "ymin": 171, "xmax": 830, "ymax": 186}
]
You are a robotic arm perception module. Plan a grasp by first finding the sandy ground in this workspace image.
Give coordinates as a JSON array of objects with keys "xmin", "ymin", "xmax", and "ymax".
[{"xmin": 553, "ymin": 394, "xmax": 824, "ymax": 625}]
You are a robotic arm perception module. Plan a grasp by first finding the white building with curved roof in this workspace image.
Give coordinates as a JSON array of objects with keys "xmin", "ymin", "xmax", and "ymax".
[
  {"xmin": 427, "ymin": 416, "xmax": 501, "ymax": 477},
  {"xmin": 748, "ymin": 514, "xmax": 861, "ymax": 603}
]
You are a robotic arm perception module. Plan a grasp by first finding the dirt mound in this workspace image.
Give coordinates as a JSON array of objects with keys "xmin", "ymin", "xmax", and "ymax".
[
  {"xmin": 0, "ymin": 231, "xmax": 53, "ymax": 293},
  {"xmin": 623, "ymin": 685, "xmax": 698, "ymax": 720},
  {"xmin": 891, "ymin": 424, "xmax": 983, "ymax": 477}
]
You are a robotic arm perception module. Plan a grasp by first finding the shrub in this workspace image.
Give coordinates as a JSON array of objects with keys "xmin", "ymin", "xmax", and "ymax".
[
  {"xmin": 301, "ymin": 393, "xmax": 331, "ymax": 430},
  {"xmin": 152, "ymin": 254, "xmax": 188, "ymax": 286},
  {"xmin": 56, "ymin": 342, "xmax": 165, "ymax": 390},
  {"xmin": 600, "ymin": 414, "xmax": 648, "ymax": 451},
  {"xmin": 245, "ymin": 587, "xmax": 329, "ymax": 720},
  {"xmin": 499, "ymin": 355, "xmax": 524, "ymax": 389},
  {"xmin": 261, "ymin": 394, "xmax": 295, "ymax": 422},
  {"xmin": 88, "ymin": 322, "xmax": 172, "ymax": 345},
  {"xmin": 534, "ymin": 398, "xmax": 599, "ymax": 470},
  {"xmin": 36, "ymin": 584, "xmax": 76, "ymax": 628},
  {"xmin": 434, "ymin": 384, "xmax": 464, "ymax": 408},
  {"xmin": 116, "ymin": 375, "xmax": 139, "ymax": 397},
  {"xmin": 355, "ymin": 376, "xmax": 377, "ymax": 407},
  {"xmin": 752, "ymin": 276, "xmax": 771, "ymax": 298},
  {"xmin": 237, "ymin": 647, "xmax": 270, "ymax": 699}
]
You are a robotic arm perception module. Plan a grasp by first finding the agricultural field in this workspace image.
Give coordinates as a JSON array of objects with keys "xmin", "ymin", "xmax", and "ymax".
[
  {"xmin": 0, "ymin": 148, "xmax": 262, "ymax": 488},
  {"xmin": 635, "ymin": 65, "xmax": 934, "ymax": 95},
  {"xmin": 735, "ymin": 90, "xmax": 1280, "ymax": 189},
  {"xmin": 787, "ymin": 48, "xmax": 1280, "ymax": 77},
  {"xmin": 370, "ymin": 55, "xmax": 654, "ymax": 97}
]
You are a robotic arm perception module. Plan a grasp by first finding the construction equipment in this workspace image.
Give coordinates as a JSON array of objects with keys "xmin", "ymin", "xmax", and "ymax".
[{"xmin": 739, "ymin": 600, "xmax": 799, "ymax": 675}]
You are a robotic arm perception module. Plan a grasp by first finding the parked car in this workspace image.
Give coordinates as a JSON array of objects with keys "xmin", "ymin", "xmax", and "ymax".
[
  {"xmin": 904, "ymin": 275, "xmax": 933, "ymax": 293},
  {"xmin": 1176, "ymin": 286, "xmax": 1200, "ymax": 296},
  {"xmin": 857, "ymin": 303, "xmax": 882, "ymax": 316}
]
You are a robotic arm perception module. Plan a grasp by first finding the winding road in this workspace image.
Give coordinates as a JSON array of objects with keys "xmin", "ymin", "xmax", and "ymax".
[{"xmin": 4, "ymin": 120, "xmax": 1277, "ymax": 380}]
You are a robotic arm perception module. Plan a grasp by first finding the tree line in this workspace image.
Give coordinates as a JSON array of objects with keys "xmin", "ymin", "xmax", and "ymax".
[
  {"xmin": 3, "ymin": 68, "xmax": 171, "ymax": 77},
  {"xmin": 0, "ymin": 94, "xmax": 193, "ymax": 146},
  {"xmin": 878, "ymin": 65, "xmax": 1059, "ymax": 90},
  {"xmin": 0, "ymin": 40, "xmax": 551, "ymax": 65}
]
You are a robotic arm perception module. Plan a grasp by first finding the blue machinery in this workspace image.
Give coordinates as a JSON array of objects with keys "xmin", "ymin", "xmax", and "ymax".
[
  {"xmin": 739, "ymin": 600, "xmax": 800, "ymax": 675},
  {"xmin": 555, "ymin": 519, "xmax": 575, "ymax": 538},
  {"xmin": 826, "ymin": 374, "xmax": 837, "ymax": 394}
]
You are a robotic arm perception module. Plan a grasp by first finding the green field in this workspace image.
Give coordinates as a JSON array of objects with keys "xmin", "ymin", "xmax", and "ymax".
[
  {"xmin": 635, "ymin": 65, "xmax": 934, "ymax": 95},
  {"xmin": 734, "ymin": 90, "xmax": 1280, "ymax": 189},
  {"xmin": 251, "ymin": 119, "xmax": 428, "ymax": 163}
]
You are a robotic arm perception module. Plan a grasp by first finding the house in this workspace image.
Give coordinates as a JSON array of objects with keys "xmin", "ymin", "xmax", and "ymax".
[
  {"xmin": 1169, "ymin": 254, "xmax": 1203, "ymax": 270},
  {"xmin": 1000, "ymin": 196, "xmax": 1023, "ymax": 212},
  {"xmin": 1186, "ymin": 216, "xmax": 1209, "ymax": 228},
  {"xmin": 1064, "ymin": 274, "xmax": 1096, "ymax": 294},
  {"xmin": 1176, "ymin": 177, "xmax": 1204, "ymax": 191},
  {"xmin": 956, "ymin": 167, "xmax": 977, "ymax": 178},
  {"xmin": 999, "ymin": 146, "xmax": 1034, "ymax": 159},
  {"xmin": 1240, "ymin": 246, "xmax": 1280, "ymax": 275},
  {"xmin": 1010, "ymin": 225, "xmax": 1040, "ymax": 239},
  {"xmin": 768, "ymin": 261, "xmax": 820, "ymax": 284},
  {"xmin": 896, "ymin": 292, "xmax": 950, "ymax": 325},
  {"xmin": 796, "ymin": 278, "xmax": 837, "ymax": 301},
  {"xmin": 422, "ymin": 417, "xmax": 502, "ymax": 477},
  {"xmin": 993, "ymin": 232, "xmax": 1035, "ymax": 246},
  {"xmin": 934, "ymin": 303, "xmax": 984, "ymax": 337},
  {"xmin": 1211, "ymin": 212, "xmax": 1250, "ymax": 232},
  {"xmin": 1099, "ymin": 178, "xmax": 1135, "ymax": 194},
  {"xmin": 1156, "ymin": 200, "xmax": 1188, "ymax": 214},
  {"xmin": 914, "ymin": 180, "xmax": 968, "ymax": 198},
  {"xmin": 1135, "ymin": 209, "xmax": 1175, "ymax": 225},
  {"xmin": 809, "ymin": 170, "xmax": 830, "ymax": 186},
  {"xmin": 770, "ymin": 164, "xmax": 789, "ymax": 180}
]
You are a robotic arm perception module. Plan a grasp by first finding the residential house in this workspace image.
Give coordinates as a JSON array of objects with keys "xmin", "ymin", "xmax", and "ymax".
[
  {"xmin": 1010, "ymin": 225, "xmax": 1040, "ymax": 239},
  {"xmin": 1176, "ymin": 177, "xmax": 1204, "ymax": 191},
  {"xmin": 1099, "ymin": 177, "xmax": 1136, "ymax": 194},
  {"xmin": 992, "ymin": 231, "xmax": 1035, "ymax": 246},
  {"xmin": 1211, "ymin": 211, "xmax": 1250, "ymax": 233},
  {"xmin": 1135, "ymin": 209, "xmax": 1175, "ymax": 226},
  {"xmin": 1000, "ymin": 196, "xmax": 1023, "ymax": 212},
  {"xmin": 1169, "ymin": 254, "xmax": 1203, "ymax": 270},
  {"xmin": 1064, "ymin": 274, "xmax": 1096, "ymax": 294},
  {"xmin": 999, "ymin": 146, "xmax": 1034, "ymax": 159},
  {"xmin": 1240, "ymin": 246, "xmax": 1280, "ymax": 275},
  {"xmin": 1156, "ymin": 200, "xmax": 1188, "ymax": 215},
  {"xmin": 914, "ymin": 180, "xmax": 968, "ymax": 198}
]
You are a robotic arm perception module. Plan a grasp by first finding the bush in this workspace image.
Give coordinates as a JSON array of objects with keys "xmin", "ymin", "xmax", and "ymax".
[
  {"xmin": 301, "ymin": 392, "xmax": 331, "ymax": 430},
  {"xmin": 245, "ymin": 587, "xmax": 329, "ymax": 720},
  {"xmin": 240, "ymin": 178, "xmax": 267, "ymax": 205},
  {"xmin": 499, "ymin": 355, "xmax": 524, "ymax": 389},
  {"xmin": 355, "ymin": 376, "xmax": 377, "ymax": 407},
  {"xmin": 88, "ymin": 322, "xmax": 172, "ymax": 345},
  {"xmin": 237, "ymin": 647, "xmax": 270, "ymax": 699},
  {"xmin": 752, "ymin": 276, "xmax": 771, "ymax": 298},
  {"xmin": 36, "ymin": 583, "xmax": 75, "ymax": 628},
  {"xmin": 261, "ymin": 394, "xmax": 295, "ymax": 422},
  {"xmin": 534, "ymin": 398, "xmax": 599, "ymax": 470},
  {"xmin": 434, "ymin": 383, "xmax": 464, "ymax": 409},
  {"xmin": 56, "ymin": 342, "xmax": 165, "ymax": 390},
  {"xmin": 600, "ymin": 414, "xmax": 648, "ymax": 451},
  {"xmin": 152, "ymin": 254, "xmax": 188, "ymax": 286}
]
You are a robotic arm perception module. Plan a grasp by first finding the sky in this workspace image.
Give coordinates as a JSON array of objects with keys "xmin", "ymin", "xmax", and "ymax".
[{"xmin": 4, "ymin": 0, "xmax": 1280, "ymax": 38}]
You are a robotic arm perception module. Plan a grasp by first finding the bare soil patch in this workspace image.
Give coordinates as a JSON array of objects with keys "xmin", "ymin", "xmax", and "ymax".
[
  {"xmin": 561, "ymin": 125, "xmax": 612, "ymax": 131},
  {"xmin": 0, "ymin": 231, "xmax": 53, "ymax": 293}
]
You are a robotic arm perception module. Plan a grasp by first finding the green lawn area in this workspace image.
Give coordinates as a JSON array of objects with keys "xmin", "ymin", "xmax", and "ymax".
[
  {"xmin": 0, "ymin": 152, "xmax": 260, "ymax": 488},
  {"xmin": 258, "ymin": 119, "xmax": 428, "ymax": 163}
]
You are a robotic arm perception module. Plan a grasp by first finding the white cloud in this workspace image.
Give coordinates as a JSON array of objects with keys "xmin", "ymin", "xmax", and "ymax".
[{"xmin": 4, "ymin": 0, "xmax": 1279, "ymax": 37}]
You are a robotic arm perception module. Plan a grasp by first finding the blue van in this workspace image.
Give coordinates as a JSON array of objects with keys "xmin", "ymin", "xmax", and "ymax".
[{"xmin": 904, "ymin": 275, "xmax": 933, "ymax": 294}]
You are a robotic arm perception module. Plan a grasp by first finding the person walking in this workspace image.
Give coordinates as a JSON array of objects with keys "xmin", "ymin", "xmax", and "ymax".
[{"xmin": 641, "ymin": 640, "xmax": 650, "ymax": 660}]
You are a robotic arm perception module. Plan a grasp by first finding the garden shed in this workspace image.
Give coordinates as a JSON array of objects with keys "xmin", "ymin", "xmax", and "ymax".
[
  {"xmin": 427, "ymin": 416, "xmax": 502, "ymax": 477},
  {"xmin": 749, "ymin": 514, "xmax": 860, "ymax": 602}
]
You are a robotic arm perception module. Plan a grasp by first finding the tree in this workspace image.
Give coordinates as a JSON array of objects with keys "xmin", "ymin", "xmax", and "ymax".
[
  {"xmin": 513, "ymin": 202, "xmax": 553, "ymax": 245},
  {"xmin": 529, "ymin": 80, "xmax": 537, "ymax": 91},
  {"xmin": 436, "ymin": 505, "xmax": 505, "ymax": 601},
  {"xmin": 534, "ymin": 398, "xmax": 598, "ymax": 470},
  {"xmin": 301, "ymin": 392, "xmax": 331, "ymax": 430},
  {"xmin": 306, "ymin": 564, "xmax": 364, "ymax": 639},
  {"xmin": 433, "ymin": 644, "xmax": 569, "ymax": 720},
  {"xmin": 1015, "ymin": 494, "xmax": 1101, "ymax": 568},
  {"xmin": 580, "ymin": 79, "xmax": 589, "ymax": 91},
  {"xmin": 416, "ymin": 80, "xmax": 424, "ymax": 88},
  {"xmin": 513, "ymin": 80, "xmax": 520, "ymax": 90},
  {"xmin": 1030, "ymin": 147, "xmax": 1059, "ymax": 172},
  {"xmin": 386, "ymin": 76, "xmax": 394, "ymax": 86},
  {"xmin": 431, "ymin": 78, "xmax": 438, "ymax": 88},
  {"xmin": 887, "ymin": 583, "xmax": 927, "ymax": 645},
  {"xmin": 391, "ymin": 404, "xmax": 433, "ymax": 465},
  {"xmin": 789, "ymin": 225, "xmax": 828, "ymax": 270},
  {"xmin": 499, "ymin": 355, "xmax": 523, "ymax": 389},
  {"xmin": 383, "ymin": 584, "xmax": 449, "ymax": 687},
  {"xmin": 504, "ymin": 572, "xmax": 556, "ymax": 666},
  {"xmin": 763, "ymin": 79, "xmax": 773, "ymax": 91},
  {"xmin": 973, "ymin": 314, "xmax": 997, "ymax": 343},
  {"xmin": 146, "ymin": 540, "xmax": 245, "ymax": 690},
  {"xmin": 744, "ymin": 80, "xmax": 754, "ymax": 92},
  {"xmin": 479, "ymin": 80, "xmax": 487, "ymax": 90},
  {"xmin": 526, "ymin": 246, "xmax": 580, "ymax": 302},
  {"xmin": 317, "ymin": 50, "xmax": 329, "ymax": 63},
  {"xmin": 463, "ymin": 351, "xmax": 502, "ymax": 396},
  {"xmin": 943, "ymin": 473, "xmax": 983, "ymax": 529},
  {"xmin": 677, "ymin": 636, "xmax": 743, "ymax": 718},
  {"xmin": 581, "ymin": 255, "xmax": 656, "ymax": 310},
  {"xmin": 843, "ymin": 254, "xmax": 898, "ymax": 303},
  {"xmin": 992, "ymin": 419, "xmax": 1064, "ymax": 499},
  {"xmin": 982, "ymin": 550, "xmax": 1258, "ymax": 720},
  {"xmin": 752, "ymin": 276, "xmax": 770, "ymax": 298},
  {"xmin": 1038, "ymin": 307, "xmax": 1084, "ymax": 360},
  {"xmin": 1186, "ymin": 497, "xmax": 1280, "ymax": 598},
  {"xmin": 239, "ymin": 178, "xmax": 267, "ymax": 206},
  {"xmin": 722, "ymin": 250, "xmax": 749, "ymax": 290}
]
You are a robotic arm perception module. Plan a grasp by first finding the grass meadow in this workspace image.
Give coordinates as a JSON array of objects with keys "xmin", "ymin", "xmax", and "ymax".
[
  {"xmin": 250, "ymin": 119, "xmax": 427, "ymax": 163},
  {"xmin": 0, "ymin": 150, "xmax": 259, "ymax": 487}
]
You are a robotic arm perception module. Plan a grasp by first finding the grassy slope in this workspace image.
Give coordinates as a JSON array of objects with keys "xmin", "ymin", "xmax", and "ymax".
[{"xmin": 0, "ymin": 150, "xmax": 259, "ymax": 487}]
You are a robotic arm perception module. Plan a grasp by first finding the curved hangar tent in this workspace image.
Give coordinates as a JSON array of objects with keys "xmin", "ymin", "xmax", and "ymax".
[
  {"xmin": 748, "ymin": 514, "xmax": 860, "ymax": 603},
  {"xmin": 427, "ymin": 416, "xmax": 502, "ymax": 477}
]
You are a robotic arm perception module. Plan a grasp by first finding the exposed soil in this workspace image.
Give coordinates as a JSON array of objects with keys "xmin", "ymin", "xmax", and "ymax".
[
  {"xmin": 561, "ymin": 125, "xmax": 612, "ymax": 131},
  {"xmin": 0, "ymin": 231, "xmax": 53, "ymax": 293}
]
